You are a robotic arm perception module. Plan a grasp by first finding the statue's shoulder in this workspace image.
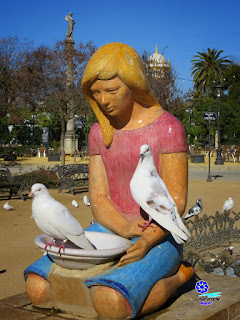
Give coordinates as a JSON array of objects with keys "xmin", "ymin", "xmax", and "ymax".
[
  {"xmin": 89, "ymin": 122, "xmax": 102, "ymax": 140},
  {"xmin": 156, "ymin": 111, "xmax": 187, "ymax": 152},
  {"xmin": 155, "ymin": 111, "xmax": 185, "ymax": 134}
]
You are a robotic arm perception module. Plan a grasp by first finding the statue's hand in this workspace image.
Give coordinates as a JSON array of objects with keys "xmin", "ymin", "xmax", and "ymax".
[
  {"xmin": 118, "ymin": 238, "xmax": 151, "ymax": 267},
  {"xmin": 125, "ymin": 220, "xmax": 147, "ymax": 238}
]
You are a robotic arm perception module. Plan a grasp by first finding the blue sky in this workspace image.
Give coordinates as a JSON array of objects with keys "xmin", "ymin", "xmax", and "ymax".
[{"xmin": 1, "ymin": 0, "xmax": 239, "ymax": 93}]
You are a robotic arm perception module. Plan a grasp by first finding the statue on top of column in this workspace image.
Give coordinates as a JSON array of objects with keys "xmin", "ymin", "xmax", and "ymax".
[{"xmin": 65, "ymin": 12, "xmax": 76, "ymax": 40}]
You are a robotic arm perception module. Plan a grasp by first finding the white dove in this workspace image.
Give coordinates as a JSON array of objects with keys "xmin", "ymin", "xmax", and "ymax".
[
  {"xmin": 130, "ymin": 144, "xmax": 191, "ymax": 244},
  {"xmin": 29, "ymin": 183, "xmax": 95, "ymax": 252},
  {"xmin": 222, "ymin": 197, "xmax": 234, "ymax": 213},
  {"xmin": 3, "ymin": 202, "xmax": 14, "ymax": 211},
  {"xmin": 72, "ymin": 200, "xmax": 79, "ymax": 208},
  {"xmin": 184, "ymin": 199, "xmax": 203, "ymax": 220},
  {"xmin": 83, "ymin": 195, "xmax": 90, "ymax": 206}
]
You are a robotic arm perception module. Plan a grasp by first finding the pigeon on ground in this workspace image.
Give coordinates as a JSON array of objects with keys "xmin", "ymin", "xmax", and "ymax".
[
  {"xmin": 29, "ymin": 183, "xmax": 95, "ymax": 252},
  {"xmin": 83, "ymin": 195, "xmax": 90, "ymax": 206},
  {"xmin": 72, "ymin": 200, "xmax": 79, "ymax": 208},
  {"xmin": 184, "ymin": 199, "xmax": 203, "ymax": 220},
  {"xmin": 130, "ymin": 144, "xmax": 191, "ymax": 244},
  {"xmin": 3, "ymin": 202, "xmax": 14, "ymax": 211},
  {"xmin": 228, "ymin": 242, "xmax": 234, "ymax": 255},
  {"xmin": 222, "ymin": 197, "xmax": 234, "ymax": 213}
]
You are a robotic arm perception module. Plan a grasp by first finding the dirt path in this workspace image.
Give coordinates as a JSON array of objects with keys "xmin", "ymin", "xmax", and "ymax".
[{"xmin": 0, "ymin": 180, "xmax": 239, "ymax": 300}]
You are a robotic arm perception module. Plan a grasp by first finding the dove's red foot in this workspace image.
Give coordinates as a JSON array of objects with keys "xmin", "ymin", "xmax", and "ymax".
[
  {"xmin": 57, "ymin": 241, "xmax": 66, "ymax": 255},
  {"xmin": 138, "ymin": 218, "xmax": 153, "ymax": 232},
  {"xmin": 44, "ymin": 239, "xmax": 55, "ymax": 251}
]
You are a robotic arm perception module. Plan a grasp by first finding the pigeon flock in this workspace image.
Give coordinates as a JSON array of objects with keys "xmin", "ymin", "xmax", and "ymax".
[
  {"xmin": 130, "ymin": 144, "xmax": 191, "ymax": 244},
  {"xmin": 29, "ymin": 183, "xmax": 95, "ymax": 253}
]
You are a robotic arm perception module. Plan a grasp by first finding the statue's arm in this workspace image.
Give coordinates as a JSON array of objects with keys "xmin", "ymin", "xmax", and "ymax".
[
  {"xmin": 159, "ymin": 152, "xmax": 188, "ymax": 216},
  {"xmin": 89, "ymin": 154, "xmax": 144, "ymax": 238}
]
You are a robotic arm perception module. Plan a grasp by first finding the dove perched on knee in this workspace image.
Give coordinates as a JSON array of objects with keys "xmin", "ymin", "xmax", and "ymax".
[
  {"xmin": 29, "ymin": 183, "xmax": 95, "ymax": 250},
  {"xmin": 130, "ymin": 144, "xmax": 191, "ymax": 244}
]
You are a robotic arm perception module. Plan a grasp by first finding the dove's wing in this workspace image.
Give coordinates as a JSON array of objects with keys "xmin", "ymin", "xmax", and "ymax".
[
  {"xmin": 48, "ymin": 200, "xmax": 83, "ymax": 236},
  {"xmin": 146, "ymin": 184, "xmax": 173, "ymax": 211},
  {"xmin": 183, "ymin": 211, "xmax": 193, "ymax": 220},
  {"xmin": 66, "ymin": 233, "xmax": 95, "ymax": 250},
  {"xmin": 222, "ymin": 201, "xmax": 228, "ymax": 212},
  {"xmin": 141, "ymin": 202, "xmax": 188, "ymax": 243},
  {"xmin": 144, "ymin": 179, "xmax": 190, "ymax": 240},
  {"xmin": 193, "ymin": 206, "xmax": 201, "ymax": 215},
  {"xmin": 173, "ymin": 204, "xmax": 191, "ymax": 237},
  {"xmin": 156, "ymin": 176, "xmax": 176, "ymax": 206},
  {"xmin": 47, "ymin": 200, "xmax": 95, "ymax": 250}
]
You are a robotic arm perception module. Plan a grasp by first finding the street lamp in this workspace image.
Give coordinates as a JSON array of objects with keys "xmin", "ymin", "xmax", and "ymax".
[{"xmin": 215, "ymin": 84, "xmax": 224, "ymax": 165}]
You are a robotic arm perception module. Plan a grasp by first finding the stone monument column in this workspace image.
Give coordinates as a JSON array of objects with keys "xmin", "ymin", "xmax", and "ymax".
[{"xmin": 64, "ymin": 13, "xmax": 78, "ymax": 155}]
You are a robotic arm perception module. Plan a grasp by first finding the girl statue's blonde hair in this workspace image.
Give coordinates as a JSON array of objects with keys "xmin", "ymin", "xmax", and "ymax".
[{"xmin": 81, "ymin": 42, "xmax": 160, "ymax": 148}]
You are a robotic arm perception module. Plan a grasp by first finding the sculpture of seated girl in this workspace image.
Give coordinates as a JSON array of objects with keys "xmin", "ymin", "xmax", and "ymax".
[{"xmin": 25, "ymin": 42, "xmax": 193, "ymax": 319}]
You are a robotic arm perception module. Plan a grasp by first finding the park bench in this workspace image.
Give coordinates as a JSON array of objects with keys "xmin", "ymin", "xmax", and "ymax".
[
  {"xmin": 56, "ymin": 164, "xmax": 89, "ymax": 195},
  {"xmin": 0, "ymin": 167, "xmax": 25, "ymax": 200}
]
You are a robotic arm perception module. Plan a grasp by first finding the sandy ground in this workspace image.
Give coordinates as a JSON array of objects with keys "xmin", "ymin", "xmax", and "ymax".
[{"xmin": 0, "ymin": 178, "xmax": 239, "ymax": 301}]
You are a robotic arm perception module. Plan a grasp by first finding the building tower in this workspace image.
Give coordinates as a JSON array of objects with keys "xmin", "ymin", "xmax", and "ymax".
[{"xmin": 147, "ymin": 45, "xmax": 170, "ymax": 78}]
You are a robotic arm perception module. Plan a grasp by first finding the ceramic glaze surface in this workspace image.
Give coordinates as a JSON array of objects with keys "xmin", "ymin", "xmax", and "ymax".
[{"xmin": 35, "ymin": 232, "xmax": 132, "ymax": 269}]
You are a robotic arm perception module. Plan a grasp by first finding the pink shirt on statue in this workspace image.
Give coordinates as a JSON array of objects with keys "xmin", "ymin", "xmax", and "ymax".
[{"xmin": 88, "ymin": 110, "xmax": 188, "ymax": 221}]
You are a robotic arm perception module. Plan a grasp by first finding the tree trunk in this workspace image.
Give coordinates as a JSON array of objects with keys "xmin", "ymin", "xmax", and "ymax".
[{"xmin": 60, "ymin": 117, "xmax": 65, "ymax": 166}]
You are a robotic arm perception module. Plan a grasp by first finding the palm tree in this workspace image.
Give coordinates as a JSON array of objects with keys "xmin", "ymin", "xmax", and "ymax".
[{"xmin": 191, "ymin": 48, "xmax": 232, "ymax": 96}]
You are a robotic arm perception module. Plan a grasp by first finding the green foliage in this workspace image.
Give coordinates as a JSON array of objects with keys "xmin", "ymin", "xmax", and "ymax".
[
  {"xmin": 17, "ymin": 167, "xmax": 60, "ymax": 191},
  {"xmin": 83, "ymin": 110, "xmax": 98, "ymax": 146},
  {"xmin": 187, "ymin": 63, "xmax": 240, "ymax": 145},
  {"xmin": 52, "ymin": 140, "xmax": 60, "ymax": 152},
  {"xmin": 191, "ymin": 48, "xmax": 232, "ymax": 97},
  {"xmin": 224, "ymin": 63, "xmax": 240, "ymax": 100},
  {"xmin": 0, "ymin": 145, "xmax": 39, "ymax": 157}
]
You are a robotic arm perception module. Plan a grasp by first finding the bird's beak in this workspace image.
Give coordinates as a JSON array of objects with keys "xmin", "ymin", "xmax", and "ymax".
[
  {"xmin": 139, "ymin": 153, "xmax": 144, "ymax": 163},
  {"xmin": 28, "ymin": 192, "xmax": 34, "ymax": 198}
]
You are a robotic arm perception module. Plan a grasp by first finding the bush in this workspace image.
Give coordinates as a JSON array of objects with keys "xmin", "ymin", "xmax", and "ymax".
[
  {"xmin": 16, "ymin": 167, "xmax": 60, "ymax": 191},
  {"xmin": 0, "ymin": 145, "xmax": 40, "ymax": 157}
]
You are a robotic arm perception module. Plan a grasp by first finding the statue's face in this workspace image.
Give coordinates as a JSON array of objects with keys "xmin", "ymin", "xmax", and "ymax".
[{"xmin": 90, "ymin": 77, "xmax": 134, "ymax": 118}]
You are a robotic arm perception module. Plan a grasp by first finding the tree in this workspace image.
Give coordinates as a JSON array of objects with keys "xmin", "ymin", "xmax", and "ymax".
[
  {"xmin": 221, "ymin": 64, "xmax": 240, "ymax": 144},
  {"xmin": 224, "ymin": 63, "xmax": 240, "ymax": 101},
  {"xmin": 191, "ymin": 48, "xmax": 232, "ymax": 97},
  {"xmin": 0, "ymin": 36, "xmax": 33, "ymax": 115},
  {"xmin": 0, "ymin": 36, "xmax": 33, "ymax": 142},
  {"xmin": 42, "ymin": 40, "xmax": 96, "ymax": 165},
  {"xmin": 7, "ymin": 39, "xmax": 96, "ymax": 163},
  {"xmin": 142, "ymin": 50, "xmax": 186, "ymax": 122}
]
